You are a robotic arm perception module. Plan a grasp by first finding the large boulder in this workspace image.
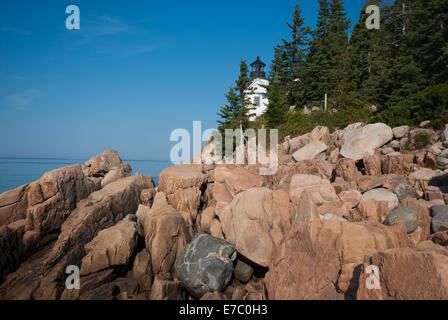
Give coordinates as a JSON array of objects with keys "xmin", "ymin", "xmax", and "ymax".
[
  {"xmin": 357, "ymin": 176, "xmax": 385, "ymax": 193},
  {"xmin": 363, "ymin": 154, "xmax": 382, "ymax": 176},
  {"xmin": 310, "ymin": 126, "xmax": 330, "ymax": 144},
  {"xmin": 158, "ymin": 164, "xmax": 208, "ymax": 237},
  {"xmin": 384, "ymin": 206, "xmax": 419, "ymax": 234},
  {"xmin": 335, "ymin": 158, "xmax": 361, "ymax": 184},
  {"xmin": 214, "ymin": 165, "xmax": 264, "ymax": 195},
  {"xmin": 289, "ymin": 174, "xmax": 339, "ymax": 205},
  {"xmin": 143, "ymin": 203, "xmax": 190, "ymax": 277},
  {"xmin": 1, "ymin": 165, "xmax": 99, "ymax": 253},
  {"xmin": 213, "ymin": 165, "xmax": 263, "ymax": 215},
  {"xmin": 0, "ymin": 220, "xmax": 26, "ymax": 282},
  {"xmin": 217, "ymin": 187, "xmax": 291, "ymax": 267},
  {"xmin": 408, "ymin": 168, "xmax": 440, "ymax": 196},
  {"xmin": 174, "ymin": 233, "xmax": 236, "ymax": 298},
  {"xmin": 80, "ymin": 220, "xmax": 138, "ymax": 276},
  {"xmin": 430, "ymin": 205, "xmax": 448, "ymax": 233},
  {"xmin": 0, "ymin": 150, "xmax": 135, "ymax": 280},
  {"xmin": 441, "ymin": 124, "xmax": 448, "ymax": 143},
  {"xmin": 437, "ymin": 149, "xmax": 448, "ymax": 170},
  {"xmin": 131, "ymin": 249, "xmax": 153, "ymax": 292},
  {"xmin": 339, "ymin": 190, "xmax": 362, "ymax": 209},
  {"xmin": 360, "ymin": 188, "xmax": 399, "ymax": 211},
  {"xmin": 394, "ymin": 183, "xmax": 417, "ymax": 201},
  {"xmin": 292, "ymin": 141, "xmax": 327, "ymax": 163},
  {"xmin": 392, "ymin": 126, "xmax": 409, "ymax": 139},
  {"xmin": 0, "ymin": 173, "xmax": 153, "ymax": 300},
  {"xmin": 150, "ymin": 276, "xmax": 186, "ymax": 300},
  {"xmin": 340, "ymin": 123, "xmax": 393, "ymax": 161},
  {"xmin": 0, "ymin": 184, "xmax": 28, "ymax": 227},
  {"xmin": 265, "ymin": 219, "xmax": 409, "ymax": 300},
  {"xmin": 355, "ymin": 199, "xmax": 389, "ymax": 223},
  {"xmin": 158, "ymin": 164, "xmax": 207, "ymax": 194},
  {"xmin": 84, "ymin": 150, "xmax": 132, "ymax": 187},
  {"xmin": 357, "ymin": 244, "xmax": 448, "ymax": 300}
]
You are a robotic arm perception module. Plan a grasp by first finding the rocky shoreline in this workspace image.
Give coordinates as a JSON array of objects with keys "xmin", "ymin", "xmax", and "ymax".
[{"xmin": 0, "ymin": 122, "xmax": 448, "ymax": 300}]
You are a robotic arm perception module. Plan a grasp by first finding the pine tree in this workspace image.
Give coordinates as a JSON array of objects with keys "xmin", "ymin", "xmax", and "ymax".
[
  {"xmin": 265, "ymin": 81, "xmax": 289, "ymax": 128},
  {"xmin": 285, "ymin": 4, "xmax": 312, "ymax": 108},
  {"xmin": 267, "ymin": 3, "xmax": 311, "ymax": 114},
  {"xmin": 349, "ymin": 0, "xmax": 391, "ymax": 106},
  {"xmin": 217, "ymin": 60, "xmax": 253, "ymax": 131},
  {"xmin": 304, "ymin": 0, "xmax": 332, "ymax": 106},
  {"xmin": 234, "ymin": 59, "xmax": 253, "ymax": 130},
  {"xmin": 217, "ymin": 87, "xmax": 239, "ymax": 131},
  {"xmin": 270, "ymin": 44, "xmax": 290, "ymax": 84},
  {"xmin": 327, "ymin": 0, "xmax": 351, "ymax": 107}
]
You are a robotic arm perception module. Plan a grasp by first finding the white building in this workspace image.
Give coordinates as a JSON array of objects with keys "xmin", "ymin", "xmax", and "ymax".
[{"xmin": 245, "ymin": 56, "xmax": 270, "ymax": 120}]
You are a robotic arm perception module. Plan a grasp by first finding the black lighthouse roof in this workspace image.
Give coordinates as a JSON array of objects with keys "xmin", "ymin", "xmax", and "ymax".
[
  {"xmin": 250, "ymin": 56, "xmax": 266, "ymax": 67},
  {"xmin": 250, "ymin": 56, "xmax": 266, "ymax": 79}
]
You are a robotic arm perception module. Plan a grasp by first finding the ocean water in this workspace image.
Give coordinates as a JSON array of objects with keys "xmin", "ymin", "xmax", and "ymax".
[{"xmin": 0, "ymin": 157, "xmax": 172, "ymax": 194}]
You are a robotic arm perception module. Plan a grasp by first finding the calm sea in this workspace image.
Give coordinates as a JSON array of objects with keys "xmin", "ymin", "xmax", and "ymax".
[{"xmin": 0, "ymin": 157, "xmax": 172, "ymax": 194}]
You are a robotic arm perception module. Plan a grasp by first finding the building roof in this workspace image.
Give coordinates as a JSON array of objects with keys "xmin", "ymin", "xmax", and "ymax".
[{"xmin": 250, "ymin": 56, "xmax": 266, "ymax": 67}]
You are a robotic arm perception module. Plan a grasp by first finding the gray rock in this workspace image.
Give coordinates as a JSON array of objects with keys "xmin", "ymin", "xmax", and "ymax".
[
  {"xmin": 341, "ymin": 123, "xmax": 393, "ymax": 161},
  {"xmin": 420, "ymin": 120, "xmax": 431, "ymax": 128},
  {"xmin": 389, "ymin": 140, "xmax": 400, "ymax": 151},
  {"xmin": 292, "ymin": 141, "xmax": 327, "ymax": 163},
  {"xmin": 174, "ymin": 233, "xmax": 236, "ymax": 299},
  {"xmin": 233, "ymin": 258, "xmax": 254, "ymax": 283},
  {"xmin": 392, "ymin": 125, "xmax": 409, "ymax": 139},
  {"xmin": 441, "ymin": 124, "xmax": 448, "ymax": 142},
  {"xmin": 430, "ymin": 205, "xmax": 448, "ymax": 233},
  {"xmin": 437, "ymin": 149, "xmax": 448, "ymax": 170},
  {"xmin": 123, "ymin": 214, "xmax": 137, "ymax": 222},
  {"xmin": 384, "ymin": 206, "xmax": 419, "ymax": 234},
  {"xmin": 360, "ymin": 188, "xmax": 399, "ymax": 210},
  {"xmin": 320, "ymin": 213, "xmax": 348, "ymax": 222},
  {"xmin": 394, "ymin": 183, "xmax": 418, "ymax": 201}
]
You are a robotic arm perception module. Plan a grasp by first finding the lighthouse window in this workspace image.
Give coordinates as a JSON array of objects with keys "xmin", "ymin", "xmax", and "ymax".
[{"xmin": 254, "ymin": 96, "xmax": 260, "ymax": 107}]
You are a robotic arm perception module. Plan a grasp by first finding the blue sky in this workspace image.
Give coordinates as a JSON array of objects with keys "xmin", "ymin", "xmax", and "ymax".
[{"xmin": 0, "ymin": 0, "xmax": 365, "ymax": 161}]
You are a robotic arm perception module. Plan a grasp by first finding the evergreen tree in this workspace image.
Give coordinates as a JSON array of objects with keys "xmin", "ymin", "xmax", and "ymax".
[
  {"xmin": 265, "ymin": 81, "xmax": 289, "ymax": 128},
  {"xmin": 326, "ymin": 0, "xmax": 351, "ymax": 107},
  {"xmin": 234, "ymin": 59, "xmax": 253, "ymax": 130},
  {"xmin": 217, "ymin": 87, "xmax": 239, "ymax": 131},
  {"xmin": 270, "ymin": 44, "xmax": 290, "ymax": 83},
  {"xmin": 217, "ymin": 60, "xmax": 253, "ymax": 131},
  {"xmin": 267, "ymin": 3, "xmax": 311, "ymax": 116},
  {"xmin": 286, "ymin": 4, "xmax": 312, "ymax": 107},
  {"xmin": 349, "ymin": 0, "xmax": 391, "ymax": 106},
  {"xmin": 219, "ymin": 0, "xmax": 448, "ymax": 135},
  {"xmin": 304, "ymin": 0, "xmax": 332, "ymax": 106}
]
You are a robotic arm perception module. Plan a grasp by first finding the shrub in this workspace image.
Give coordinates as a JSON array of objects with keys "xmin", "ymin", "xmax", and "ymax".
[
  {"xmin": 276, "ymin": 106, "xmax": 372, "ymax": 141},
  {"xmin": 414, "ymin": 131, "xmax": 431, "ymax": 149}
]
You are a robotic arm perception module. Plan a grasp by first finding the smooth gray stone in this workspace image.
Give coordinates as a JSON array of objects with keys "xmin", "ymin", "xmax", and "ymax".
[
  {"xmin": 174, "ymin": 233, "xmax": 236, "ymax": 299},
  {"xmin": 384, "ymin": 206, "xmax": 419, "ymax": 234},
  {"xmin": 430, "ymin": 205, "xmax": 448, "ymax": 233},
  {"xmin": 437, "ymin": 149, "xmax": 448, "ymax": 170},
  {"xmin": 394, "ymin": 183, "xmax": 418, "ymax": 201},
  {"xmin": 233, "ymin": 258, "xmax": 254, "ymax": 283}
]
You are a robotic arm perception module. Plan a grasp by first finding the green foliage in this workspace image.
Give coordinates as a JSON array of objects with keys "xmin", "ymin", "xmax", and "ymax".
[
  {"xmin": 277, "ymin": 106, "xmax": 373, "ymax": 141},
  {"xmin": 217, "ymin": 60, "xmax": 253, "ymax": 132},
  {"xmin": 414, "ymin": 132, "xmax": 431, "ymax": 149},
  {"xmin": 218, "ymin": 0, "xmax": 448, "ymax": 137},
  {"xmin": 416, "ymin": 83, "xmax": 448, "ymax": 129},
  {"xmin": 375, "ymin": 82, "xmax": 448, "ymax": 128},
  {"xmin": 264, "ymin": 81, "xmax": 290, "ymax": 128}
]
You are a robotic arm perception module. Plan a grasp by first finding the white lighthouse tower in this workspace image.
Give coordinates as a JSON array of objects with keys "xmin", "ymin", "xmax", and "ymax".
[{"xmin": 246, "ymin": 56, "xmax": 270, "ymax": 120}]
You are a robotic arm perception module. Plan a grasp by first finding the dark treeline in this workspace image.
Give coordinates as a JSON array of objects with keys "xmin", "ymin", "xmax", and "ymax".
[{"xmin": 218, "ymin": 0, "xmax": 448, "ymax": 139}]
